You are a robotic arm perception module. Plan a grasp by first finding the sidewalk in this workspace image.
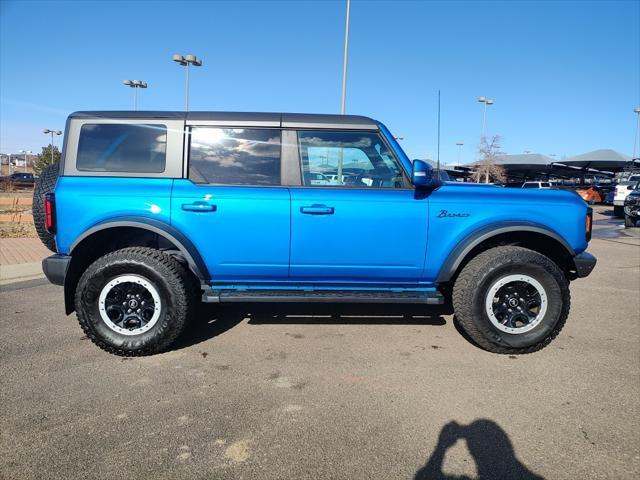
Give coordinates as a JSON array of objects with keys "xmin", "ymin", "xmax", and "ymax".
[{"xmin": 0, "ymin": 238, "xmax": 50, "ymax": 284}]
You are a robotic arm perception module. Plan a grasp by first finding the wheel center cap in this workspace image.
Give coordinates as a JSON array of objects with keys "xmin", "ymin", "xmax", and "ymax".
[
  {"xmin": 508, "ymin": 298, "xmax": 519, "ymax": 307},
  {"xmin": 128, "ymin": 299, "xmax": 138, "ymax": 309}
]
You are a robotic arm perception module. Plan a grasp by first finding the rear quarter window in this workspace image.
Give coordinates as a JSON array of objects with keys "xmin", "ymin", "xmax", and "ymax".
[{"xmin": 76, "ymin": 124, "xmax": 167, "ymax": 173}]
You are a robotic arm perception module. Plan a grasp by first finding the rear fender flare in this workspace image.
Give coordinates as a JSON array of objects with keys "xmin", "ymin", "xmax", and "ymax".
[{"xmin": 69, "ymin": 216, "xmax": 210, "ymax": 281}]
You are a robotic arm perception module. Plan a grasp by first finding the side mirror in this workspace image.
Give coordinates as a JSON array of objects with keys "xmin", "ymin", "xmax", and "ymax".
[
  {"xmin": 628, "ymin": 185, "xmax": 635, "ymax": 190},
  {"xmin": 411, "ymin": 159, "xmax": 435, "ymax": 188}
]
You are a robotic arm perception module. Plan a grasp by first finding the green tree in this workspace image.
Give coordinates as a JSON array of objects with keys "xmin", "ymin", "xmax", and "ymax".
[{"xmin": 34, "ymin": 144, "xmax": 61, "ymax": 175}]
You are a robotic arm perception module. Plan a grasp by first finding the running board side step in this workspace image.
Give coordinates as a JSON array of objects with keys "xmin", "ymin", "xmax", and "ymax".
[{"xmin": 202, "ymin": 289, "xmax": 444, "ymax": 305}]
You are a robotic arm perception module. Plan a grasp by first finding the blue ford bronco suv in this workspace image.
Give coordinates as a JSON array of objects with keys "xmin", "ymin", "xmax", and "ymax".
[{"xmin": 34, "ymin": 111, "xmax": 596, "ymax": 356}]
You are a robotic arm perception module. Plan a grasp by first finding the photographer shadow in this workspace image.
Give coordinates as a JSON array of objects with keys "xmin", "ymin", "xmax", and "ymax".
[{"xmin": 415, "ymin": 419, "xmax": 544, "ymax": 480}]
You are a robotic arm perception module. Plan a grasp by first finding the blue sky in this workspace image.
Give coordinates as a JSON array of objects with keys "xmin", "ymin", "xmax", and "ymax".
[{"xmin": 1, "ymin": 0, "xmax": 638, "ymax": 164}]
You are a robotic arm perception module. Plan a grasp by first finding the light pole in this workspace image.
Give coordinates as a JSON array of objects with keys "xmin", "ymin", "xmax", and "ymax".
[
  {"xmin": 633, "ymin": 107, "xmax": 640, "ymax": 160},
  {"xmin": 456, "ymin": 142, "xmax": 464, "ymax": 166},
  {"xmin": 173, "ymin": 54, "xmax": 202, "ymax": 111},
  {"xmin": 478, "ymin": 96, "xmax": 494, "ymax": 139},
  {"xmin": 123, "ymin": 80, "xmax": 147, "ymax": 110},
  {"xmin": 43, "ymin": 129, "xmax": 62, "ymax": 165},
  {"xmin": 19, "ymin": 150, "xmax": 32, "ymax": 173},
  {"xmin": 341, "ymin": 0, "xmax": 351, "ymax": 114}
]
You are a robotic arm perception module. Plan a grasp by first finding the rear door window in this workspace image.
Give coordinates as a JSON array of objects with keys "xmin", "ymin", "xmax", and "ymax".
[
  {"xmin": 188, "ymin": 128, "xmax": 281, "ymax": 185},
  {"xmin": 76, "ymin": 124, "xmax": 167, "ymax": 173}
]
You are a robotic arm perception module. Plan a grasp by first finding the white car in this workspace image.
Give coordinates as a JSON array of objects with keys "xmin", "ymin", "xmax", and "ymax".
[
  {"xmin": 304, "ymin": 172, "xmax": 331, "ymax": 186},
  {"xmin": 613, "ymin": 174, "xmax": 640, "ymax": 217},
  {"xmin": 522, "ymin": 181, "xmax": 552, "ymax": 189}
]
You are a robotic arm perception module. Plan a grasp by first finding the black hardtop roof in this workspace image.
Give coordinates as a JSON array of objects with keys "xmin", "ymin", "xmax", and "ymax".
[{"xmin": 68, "ymin": 111, "xmax": 379, "ymax": 129}]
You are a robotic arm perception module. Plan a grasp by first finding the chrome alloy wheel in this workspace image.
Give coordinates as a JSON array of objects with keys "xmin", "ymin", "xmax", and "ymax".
[
  {"xmin": 98, "ymin": 275, "xmax": 161, "ymax": 336},
  {"xmin": 485, "ymin": 274, "xmax": 548, "ymax": 334}
]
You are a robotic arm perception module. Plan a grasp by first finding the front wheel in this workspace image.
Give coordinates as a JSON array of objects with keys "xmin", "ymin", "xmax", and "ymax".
[
  {"xmin": 625, "ymin": 214, "xmax": 636, "ymax": 228},
  {"xmin": 453, "ymin": 246, "xmax": 570, "ymax": 354},
  {"xmin": 75, "ymin": 247, "xmax": 195, "ymax": 356}
]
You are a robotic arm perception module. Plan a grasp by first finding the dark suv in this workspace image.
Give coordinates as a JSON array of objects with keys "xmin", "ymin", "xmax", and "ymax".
[{"xmin": 624, "ymin": 182, "xmax": 640, "ymax": 227}]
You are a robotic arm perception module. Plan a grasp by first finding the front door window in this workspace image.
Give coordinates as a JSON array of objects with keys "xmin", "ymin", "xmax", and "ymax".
[{"xmin": 297, "ymin": 130, "xmax": 409, "ymax": 188}]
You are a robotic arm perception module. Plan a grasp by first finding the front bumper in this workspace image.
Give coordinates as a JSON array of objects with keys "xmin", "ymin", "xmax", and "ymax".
[
  {"xmin": 42, "ymin": 254, "xmax": 71, "ymax": 286},
  {"xmin": 573, "ymin": 251, "xmax": 597, "ymax": 278}
]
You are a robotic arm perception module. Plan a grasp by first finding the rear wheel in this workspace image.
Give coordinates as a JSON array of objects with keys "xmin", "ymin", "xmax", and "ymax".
[
  {"xmin": 453, "ymin": 246, "xmax": 569, "ymax": 354},
  {"xmin": 75, "ymin": 247, "xmax": 195, "ymax": 356}
]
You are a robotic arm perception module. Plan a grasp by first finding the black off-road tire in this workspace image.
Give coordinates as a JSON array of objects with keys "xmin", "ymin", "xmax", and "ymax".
[
  {"xmin": 32, "ymin": 164, "xmax": 59, "ymax": 252},
  {"xmin": 75, "ymin": 247, "xmax": 196, "ymax": 356},
  {"xmin": 452, "ymin": 246, "xmax": 570, "ymax": 354},
  {"xmin": 625, "ymin": 214, "xmax": 636, "ymax": 228}
]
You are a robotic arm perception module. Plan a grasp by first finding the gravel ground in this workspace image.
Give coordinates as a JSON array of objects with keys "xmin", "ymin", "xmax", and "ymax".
[{"xmin": 1, "ymin": 206, "xmax": 638, "ymax": 480}]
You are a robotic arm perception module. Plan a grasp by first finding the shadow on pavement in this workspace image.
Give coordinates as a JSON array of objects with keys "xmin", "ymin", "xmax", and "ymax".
[
  {"xmin": 415, "ymin": 419, "xmax": 544, "ymax": 480},
  {"xmin": 173, "ymin": 302, "xmax": 451, "ymax": 350}
]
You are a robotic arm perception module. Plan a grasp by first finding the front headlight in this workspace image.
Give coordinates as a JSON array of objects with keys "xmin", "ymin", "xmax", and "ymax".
[{"xmin": 624, "ymin": 196, "xmax": 637, "ymax": 206}]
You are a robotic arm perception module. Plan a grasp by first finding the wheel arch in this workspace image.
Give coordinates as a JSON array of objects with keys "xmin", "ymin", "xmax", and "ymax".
[
  {"xmin": 63, "ymin": 217, "xmax": 209, "ymax": 314},
  {"xmin": 436, "ymin": 223, "xmax": 576, "ymax": 284}
]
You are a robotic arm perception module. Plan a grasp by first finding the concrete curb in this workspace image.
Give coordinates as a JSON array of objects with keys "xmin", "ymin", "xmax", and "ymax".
[{"xmin": 0, "ymin": 262, "xmax": 45, "ymax": 285}]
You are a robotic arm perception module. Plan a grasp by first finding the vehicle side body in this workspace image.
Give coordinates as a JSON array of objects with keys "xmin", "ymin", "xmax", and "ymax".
[{"xmin": 39, "ymin": 111, "xmax": 596, "ymax": 355}]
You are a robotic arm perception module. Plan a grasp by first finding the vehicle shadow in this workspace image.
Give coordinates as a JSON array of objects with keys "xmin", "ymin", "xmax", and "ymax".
[
  {"xmin": 173, "ymin": 302, "xmax": 452, "ymax": 350},
  {"xmin": 414, "ymin": 419, "xmax": 544, "ymax": 480}
]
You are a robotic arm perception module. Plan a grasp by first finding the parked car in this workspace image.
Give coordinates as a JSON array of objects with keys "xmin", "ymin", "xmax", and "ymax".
[
  {"xmin": 1, "ymin": 172, "xmax": 35, "ymax": 188},
  {"xmin": 623, "ymin": 182, "xmax": 640, "ymax": 228},
  {"xmin": 614, "ymin": 174, "xmax": 640, "ymax": 217},
  {"xmin": 35, "ymin": 111, "xmax": 596, "ymax": 357},
  {"xmin": 304, "ymin": 172, "xmax": 331, "ymax": 185},
  {"xmin": 575, "ymin": 186, "xmax": 604, "ymax": 205},
  {"xmin": 522, "ymin": 181, "xmax": 552, "ymax": 189}
]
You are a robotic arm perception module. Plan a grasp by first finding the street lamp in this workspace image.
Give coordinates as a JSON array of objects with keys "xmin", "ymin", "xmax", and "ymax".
[
  {"xmin": 478, "ymin": 96, "xmax": 494, "ymax": 139},
  {"xmin": 43, "ymin": 129, "xmax": 62, "ymax": 165},
  {"xmin": 341, "ymin": 0, "xmax": 351, "ymax": 114},
  {"xmin": 19, "ymin": 149, "xmax": 32, "ymax": 173},
  {"xmin": 123, "ymin": 80, "xmax": 147, "ymax": 110},
  {"xmin": 455, "ymin": 142, "xmax": 464, "ymax": 166},
  {"xmin": 173, "ymin": 54, "xmax": 202, "ymax": 111},
  {"xmin": 633, "ymin": 107, "xmax": 640, "ymax": 160}
]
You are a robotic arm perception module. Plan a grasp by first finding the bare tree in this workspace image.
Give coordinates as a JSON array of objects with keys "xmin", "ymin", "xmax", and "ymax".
[{"xmin": 471, "ymin": 135, "xmax": 506, "ymax": 183}]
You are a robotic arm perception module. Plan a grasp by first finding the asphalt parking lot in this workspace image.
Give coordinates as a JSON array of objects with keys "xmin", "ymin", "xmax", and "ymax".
[{"xmin": 1, "ymin": 206, "xmax": 638, "ymax": 480}]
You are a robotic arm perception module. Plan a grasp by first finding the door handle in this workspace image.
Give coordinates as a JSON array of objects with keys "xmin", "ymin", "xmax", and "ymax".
[
  {"xmin": 300, "ymin": 204, "xmax": 334, "ymax": 215},
  {"xmin": 182, "ymin": 201, "xmax": 216, "ymax": 212}
]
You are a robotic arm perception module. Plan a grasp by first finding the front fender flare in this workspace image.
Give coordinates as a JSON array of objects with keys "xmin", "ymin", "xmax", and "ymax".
[{"xmin": 435, "ymin": 222, "xmax": 575, "ymax": 283}]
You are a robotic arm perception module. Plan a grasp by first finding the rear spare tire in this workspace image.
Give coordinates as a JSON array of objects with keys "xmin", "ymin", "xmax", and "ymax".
[{"xmin": 32, "ymin": 163, "xmax": 59, "ymax": 252}]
